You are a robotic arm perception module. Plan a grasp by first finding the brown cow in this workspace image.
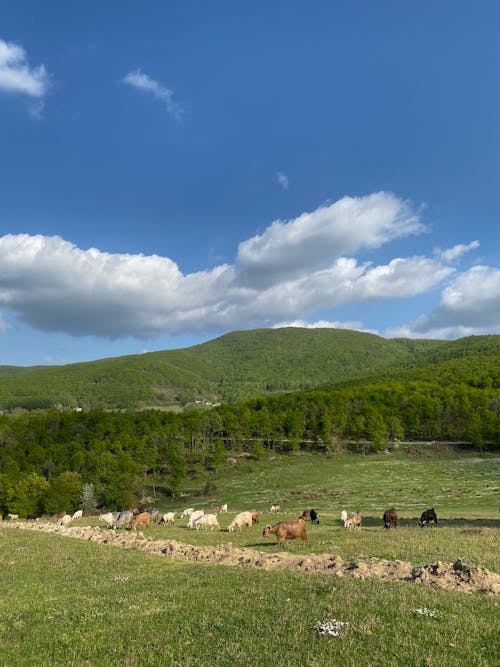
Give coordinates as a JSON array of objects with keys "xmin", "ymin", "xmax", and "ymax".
[
  {"xmin": 383, "ymin": 507, "xmax": 398, "ymax": 529},
  {"xmin": 263, "ymin": 518, "xmax": 307, "ymax": 546},
  {"xmin": 131, "ymin": 512, "xmax": 151, "ymax": 531}
]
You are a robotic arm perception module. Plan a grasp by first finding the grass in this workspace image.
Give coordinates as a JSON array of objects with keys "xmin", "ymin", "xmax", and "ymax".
[
  {"xmin": 109, "ymin": 449, "xmax": 499, "ymax": 572},
  {"xmin": 125, "ymin": 519, "xmax": 498, "ymax": 573},
  {"xmin": 0, "ymin": 530, "xmax": 499, "ymax": 667},
  {"xmin": 188, "ymin": 449, "xmax": 500, "ymax": 520}
]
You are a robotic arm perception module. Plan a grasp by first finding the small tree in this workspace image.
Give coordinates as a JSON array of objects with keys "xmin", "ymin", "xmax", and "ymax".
[
  {"xmin": 80, "ymin": 482, "xmax": 98, "ymax": 516},
  {"xmin": 43, "ymin": 471, "xmax": 82, "ymax": 514}
]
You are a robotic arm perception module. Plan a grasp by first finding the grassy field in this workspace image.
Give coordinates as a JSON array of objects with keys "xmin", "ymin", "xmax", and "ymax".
[
  {"xmin": 0, "ymin": 530, "xmax": 498, "ymax": 667},
  {"xmin": 1, "ymin": 449, "xmax": 499, "ymax": 666},
  {"xmin": 188, "ymin": 448, "xmax": 500, "ymax": 520},
  {"xmin": 114, "ymin": 449, "xmax": 499, "ymax": 572}
]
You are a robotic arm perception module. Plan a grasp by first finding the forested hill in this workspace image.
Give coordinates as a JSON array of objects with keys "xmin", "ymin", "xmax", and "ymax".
[{"xmin": 1, "ymin": 328, "xmax": 499, "ymax": 411}]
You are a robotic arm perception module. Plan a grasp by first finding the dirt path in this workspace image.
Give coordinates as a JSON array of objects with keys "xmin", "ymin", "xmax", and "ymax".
[{"xmin": 4, "ymin": 521, "xmax": 499, "ymax": 595}]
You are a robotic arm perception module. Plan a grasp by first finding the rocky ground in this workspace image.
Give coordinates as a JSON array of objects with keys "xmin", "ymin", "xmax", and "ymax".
[{"xmin": 3, "ymin": 520, "xmax": 499, "ymax": 595}]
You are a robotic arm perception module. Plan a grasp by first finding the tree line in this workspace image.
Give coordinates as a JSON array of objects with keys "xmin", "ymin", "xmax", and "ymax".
[{"xmin": 1, "ymin": 379, "xmax": 499, "ymax": 516}]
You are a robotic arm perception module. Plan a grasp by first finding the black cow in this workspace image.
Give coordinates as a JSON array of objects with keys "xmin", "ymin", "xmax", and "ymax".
[{"xmin": 419, "ymin": 508, "xmax": 438, "ymax": 528}]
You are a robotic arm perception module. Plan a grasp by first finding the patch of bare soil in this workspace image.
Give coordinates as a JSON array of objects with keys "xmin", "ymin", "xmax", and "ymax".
[{"xmin": 4, "ymin": 521, "xmax": 499, "ymax": 595}]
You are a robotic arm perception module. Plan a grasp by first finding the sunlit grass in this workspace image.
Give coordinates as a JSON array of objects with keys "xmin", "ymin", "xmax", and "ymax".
[{"xmin": 0, "ymin": 530, "xmax": 498, "ymax": 667}]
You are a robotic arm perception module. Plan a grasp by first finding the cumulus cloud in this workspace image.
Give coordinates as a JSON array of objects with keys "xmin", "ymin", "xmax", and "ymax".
[
  {"xmin": 0, "ymin": 193, "xmax": 488, "ymax": 340},
  {"xmin": 122, "ymin": 69, "xmax": 185, "ymax": 121},
  {"xmin": 0, "ymin": 38, "xmax": 50, "ymax": 98},
  {"xmin": 0, "ymin": 234, "xmax": 234, "ymax": 337},
  {"xmin": 236, "ymin": 192, "xmax": 425, "ymax": 288},
  {"xmin": 386, "ymin": 265, "xmax": 500, "ymax": 339}
]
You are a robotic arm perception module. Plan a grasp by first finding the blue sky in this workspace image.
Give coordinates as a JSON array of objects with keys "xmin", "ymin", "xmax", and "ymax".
[{"xmin": 1, "ymin": 2, "xmax": 499, "ymax": 366}]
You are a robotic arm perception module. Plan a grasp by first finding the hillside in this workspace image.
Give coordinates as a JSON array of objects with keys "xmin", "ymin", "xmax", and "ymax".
[{"xmin": 0, "ymin": 328, "xmax": 498, "ymax": 411}]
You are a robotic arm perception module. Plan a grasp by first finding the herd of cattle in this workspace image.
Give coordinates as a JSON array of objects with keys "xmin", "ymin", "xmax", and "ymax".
[{"xmin": 1, "ymin": 504, "xmax": 438, "ymax": 545}]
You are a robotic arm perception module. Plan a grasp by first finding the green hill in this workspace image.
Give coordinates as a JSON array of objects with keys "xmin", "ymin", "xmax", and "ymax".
[{"xmin": 0, "ymin": 328, "xmax": 499, "ymax": 411}]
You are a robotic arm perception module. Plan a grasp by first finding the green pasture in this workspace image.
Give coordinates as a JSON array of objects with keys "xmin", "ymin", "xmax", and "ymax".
[
  {"xmin": 64, "ymin": 449, "xmax": 500, "ymax": 571},
  {"xmin": 0, "ymin": 530, "xmax": 498, "ymax": 667},
  {"xmin": 118, "ymin": 517, "xmax": 500, "ymax": 573},
  {"xmin": 187, "ymin": 449, "xmax": 499, "ymax": 520}
]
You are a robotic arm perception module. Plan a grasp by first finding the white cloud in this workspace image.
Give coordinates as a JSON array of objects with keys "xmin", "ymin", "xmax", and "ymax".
[
  {"xmin": 0, "ymin": 233, "xmax": 234, "ymax": 337},
  {"xmin": 273, "ymin": 320, "xmax": 378, "ymax": 334},
  {"xmin": 387, "ymin": 265, "xmax": 500, "ymax": 338},
  {"xmin": 275, "ymin": 171, "xmax": 289, "ymax": 191},
  {"xmin": 122, "ymin": 69, "xmax": 185, "ymax": 121},
  {"xmin": 0, "ymin": 39, "xmax": 50, "ymax": 98},
  {"xmin": 236, "ymin": 192, "xmax": 425, "ymax": 288},
  {"xmin": 0, "ymin": 193, "xmax": 489, "ymax": 340},
  {"xmin": 435, "ymin": 240, "xmax": 480, "ymax": 263}
]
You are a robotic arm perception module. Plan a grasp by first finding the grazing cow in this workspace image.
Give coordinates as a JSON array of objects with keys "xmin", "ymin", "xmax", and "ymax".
[
  {"xmin": 131, "ymin": 512, "xmax": 151, "ymax": 531},
  {"xmin": 383, "ymin": 507, "xmax": 398, "ymax": 529},
  {"xmin": 419, "ymin": 508, "xmax": 438, "ymax": 528},
  {"xmin": 340, "ymin": 510, "xmax": 348, "ymax": 526},
  {"xmin": 345, "ymin": 512, "xmax": 362, "ymax": 530},
  {"xmin": 263, "ymin": 518, "xmax": 307, "ymax": 547},
  {"xmin": 112, "ymin": 510, "xmax": 134, "ymax": 530},
  {"xmin": 270, "ymin": 504, "xmax": 281, "ymax": 513}
]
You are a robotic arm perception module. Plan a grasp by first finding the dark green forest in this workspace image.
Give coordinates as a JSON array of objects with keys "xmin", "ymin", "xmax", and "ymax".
[{"xmin": 1, "ymin": 377, "xmax": 499, "ymax": 517}]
